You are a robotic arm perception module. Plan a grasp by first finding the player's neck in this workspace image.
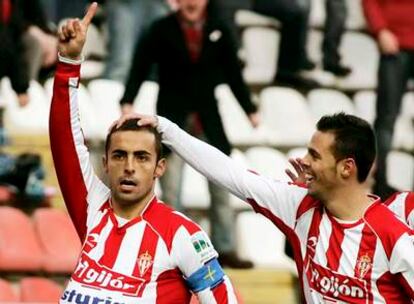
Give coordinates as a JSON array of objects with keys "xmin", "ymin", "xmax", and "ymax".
[
  {"xmin": 324, "ymin": 184, "xmax": 374, "ymax": 221},
  {"xmin": 111, "ymin": 192, "xmax": 155, "ymax": 220}
]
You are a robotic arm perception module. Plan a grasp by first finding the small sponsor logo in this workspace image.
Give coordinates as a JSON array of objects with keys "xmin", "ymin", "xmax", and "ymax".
[
  {"xmin": 307, "ymin": 236, "xmax": 318, "ymax": 252},
  {"xmin": 137, "ymin": 251, "xmax": 153, "ymax": 277},
  {"xmin": 61, "ymin": 289, "xmax": 125, "ymax": 304},
  {"xmin": 306, "ymin": 258, "xmax": 369, "ymax": 303},
  {"xmin": 356, "ymin": 253, "xmax": 372, "ymax": 279},
  {"xmin": 72, "ymin": 253, "xmax": 144, "ymax": 296},
  {"xmin": 191, "ymin": 232, "xmax": 216, "ymax": 263}
]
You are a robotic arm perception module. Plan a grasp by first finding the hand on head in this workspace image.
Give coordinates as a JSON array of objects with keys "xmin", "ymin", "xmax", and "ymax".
[
  {"xmin": 57, "ymin": 2, "xmax": 98, "ymax": 59},
  {"xmin": 110, "ymin": 113, "xmax": 159, "ymax": 131}
]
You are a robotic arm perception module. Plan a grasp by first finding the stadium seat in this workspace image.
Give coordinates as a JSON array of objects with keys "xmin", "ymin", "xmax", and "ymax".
[
  {"xmin": 336, "ymin": 32, "xmax": 378, "ymax": 91},
  {"xmin": 402, "ymin": 92, "xmax": 414, "ymax": 119},
  {"xmin": 392, "ymin": 116, "xmax": 414, "ymax": 151},
  {"xmin": 245, "ymin": 147, "xmax": 290, "ymax": 182},
  {"xmin": 0, "ymin": 207, "xmax": 43, "ymax": 272},
  {"xmin": 259, "ymin": 87, "xmax": 314, "ymax": 147},
  {"xmin": 132, "ymin": 81, "xmax": 159, "ymax": 116},
  {"xmin": 236, "ymin": 211, "xmax": 296, "ymax": 271},
  {"xmin": 88, "ymin": 79, "xmax": 125, "ymax": 140},
  {"xmin": 216, "ymin": 84, "xmax": 267, "ymax": 146},
  {"xmin": 235, "ymin": 9, "xmax": 279, "ymax": 28},
  {"xmin": 20, "ymin": 277, "xmax": 63, "ymax": 302},
  {"xmin": 33, "ymin": 208, "xmax": 81, "ymax": 274},
  {"xmin": 0, "ymin": 278, "xmax": 18, "ymax": 302},
  {"xmin": 3, "ymin": 80, "xmax": 48, "ymax": 135},
  {"xmin": 353, "ymin": 90, "xmax": 376, "ymax": 124},
  {"xmin": 387, "ymin": 151, "xmax": 414, "ymax": 191},
  {"xmin": 307, "ymin": 89, "xmax": 355, "ymax": 122},
  {"xmin": 345, "ymin": 0, "xmax": 367, "ymax": 30},
  {"xmin": 242, "ymin": 27, "xmax": 279, "ymax": 84},
  {"xmin": 181, "ymin": 163, "xmax": 210, "ymax": 209}
]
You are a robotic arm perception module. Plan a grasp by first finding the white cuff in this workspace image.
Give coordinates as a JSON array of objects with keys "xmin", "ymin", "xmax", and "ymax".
[{"xmin": 58, "ymin": 53, "xmax": 84, "ymax": 65}]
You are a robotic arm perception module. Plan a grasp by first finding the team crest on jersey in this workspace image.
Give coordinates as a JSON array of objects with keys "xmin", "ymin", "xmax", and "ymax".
[
  {"xmin": 191, "ymin": 232, "xmax": 216, "ymax": 264},
  {"xmin": 137, "ymin": 251, "xmax": 153, "ymax": 277},
  {"xmin": 356, "ymin": 253, "xmax": 372, "ymax": 279}
]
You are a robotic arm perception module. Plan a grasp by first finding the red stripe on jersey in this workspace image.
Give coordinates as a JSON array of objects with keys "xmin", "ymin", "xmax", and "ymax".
[
  {"xmin": 363, "ymin": 202, "xmax": 408, "ymax": 259},
  {"xmin": 212, "ymin": 281, "xmax": 229, "ymax": 304},
  {"xmin": 377, "ymin": 271, "xmax": 412, "ymax": 303},
  {"xmin": 133, "ymin": 224, "xmax": 159, "ymax": 297},
  {"xmin": 83, "ymin": 210, "xmax": 110, "ymax": 253},
  {"xmin": 354, "ymin": 224, "xmax": 376, "ymax": 303},
  {"xmin": 296, "ymin": 195, "xmax": 318, "ymax": 221},
  {"xmin": 50, "ymin": 63, "xmax": 88, "ymax": 241},
  {"xmin": 325, "ymin": 222, "xmax": 345, "ymax": 271},
  {"xmin": 306, "ymin": 206, "xmax": 324, "ymax": 260},
  {"xmin": 98, "ymin": 215, "xmax": 128, "ymax": 268},
  {"xmin": 155, "ymin": 269, "xmax": 191, "ymax": 304},
  {"xmin": 404, "ymin": 192, "xmax": 414, "ymax": 222}
]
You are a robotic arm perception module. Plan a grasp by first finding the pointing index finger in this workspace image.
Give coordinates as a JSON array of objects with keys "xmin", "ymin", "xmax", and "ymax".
[{"xmin": 81, "ymin": 2, "xmax": 98, "ymax": 26}]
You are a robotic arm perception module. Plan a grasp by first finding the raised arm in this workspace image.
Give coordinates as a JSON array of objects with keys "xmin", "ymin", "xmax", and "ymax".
[
  {"xmin": 50, "ymin": 3, "xmax": 109, "ymax": 241},
  {"xmin": 114, "ymin": 114, "xmax": 311, "ymax": 231}
]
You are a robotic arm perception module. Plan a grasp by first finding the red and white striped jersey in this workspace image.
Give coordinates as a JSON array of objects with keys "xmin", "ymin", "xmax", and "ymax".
[
  {"xmin": 384, "ymin": 192, "xmax": 414, "ymax": 229},
  {"xmin": 50, "ymin": 61, "xmax": 237, "ymax": 304},
  {"xmin": 157, "ymin": 116, "xmax": 414, "ymax": 303}
]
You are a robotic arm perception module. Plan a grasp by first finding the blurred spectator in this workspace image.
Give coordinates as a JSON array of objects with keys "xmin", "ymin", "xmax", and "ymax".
[
  {"xmin": 0, "ymin": 0, "xmax": 29, "ymax": 107},
  {"xmin": 120, "ymin": 0, "xmax": 258, "ymax": 268},
  {"xmin": 102, "ymin": 0, "xmax": 171, "ymax": 82},
  {"xmin": 21, "ymin": 0, "xmax": 58, "ymax": 81},
  {"xmin": 297, "ymin": 0, "xmax": 351, "ymax": 76},
  {"xmin": 215, "ymin": 0, "xmax": 318, "ymax": 89},
  {"xmin": 363, "ymin": 0, "xmax": 414, "ymax": 199}
]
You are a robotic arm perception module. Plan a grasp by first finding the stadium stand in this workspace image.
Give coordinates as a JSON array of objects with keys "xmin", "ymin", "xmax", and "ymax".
[
  {"xmin": 0, "ymin": 278, "xmax": 18, "ymax": 302},
  {"xmin": 33, "ymin": 208, "xmax": 81, "ymax": 274},
  {"xmin": 0, "ymin": 207, "xmax": 43, "ymax": 272},
  {"xmin": 20, "ymin": 277, "xmax": 63, "ymax": 302}
]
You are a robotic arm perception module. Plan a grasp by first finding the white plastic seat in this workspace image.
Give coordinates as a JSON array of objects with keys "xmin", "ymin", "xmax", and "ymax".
[
  {"xmin": 236, "ymin": 211, "xmax": 296, "ymax": 270},
  {"xmin": 216, "ymin": 84, "xmax": 266, "ymax": 146},
  {"xmin": 402, "ymin": 92, "xmax": 414, "ymax": 119},
  {"xmin": 181, "ymin": 163, "xmax": 210, "ymax": 209},
  {"xmin": 346, "ymin": 0, "xmax": 366, "ymax": 30},
  {"xmin": 259, "ymin": 87, "xmax": 314, "ymax": 146},
  {"xmin": 387, "ymin": 151, "xmax": 414, "ymax": 191},
  {"xmin": 245, "ymin": 146, "xmax": 290, "ymax": 182},
  {"xmin": 353, "ymin": 90, "xmax": 376, "ymax": 124},
  {"xmin": 3, "ymin": 80, "xmax": 48, "ymax": 135},
  {"xmin": 392, "ymin": 116, "xmax": 414, "ymax": 151},
  {"xmin": 88, "ymin": 79, "xmax": 125, "ymax": 139},
  {"xmin": 235, "ymin": 9, "xmax": 280, "ymax": 28},
  {"xmin": 307, "ymin": 89, "xmax": 355, "ymax": 122},
  {"xmin": 336, "ymin": 32, "xmax": 378, "ymax": 91},
  {"xmin": 242, "ymin": 27, "xmax": 279, "ymax": 84},
  {"xmin": 132, "ymin": 81, "xmax": 159, "ymax": 115}
]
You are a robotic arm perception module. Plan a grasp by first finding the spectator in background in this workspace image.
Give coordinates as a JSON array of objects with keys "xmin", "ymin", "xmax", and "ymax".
[
  {"xmin": 215, "ymin": 0, "xmax": 318, "ymax": 89},
  {"xmin": 120, "ymin": 0, "xmax": 258, "ymax": 268},
  {"xmin": 102, "ymin": 0, "xmax": 171, "ymax": 82},
  {"xmin": 0, "ymin": 0, "xmax": 30, "ymax": 107},
  {"xmin": 21, "ymin": 0, "xmax": 58, "ymax": 81},
  {"xmin": 363, "ymin": 0, "xmax": 414, "ymax": 199}
]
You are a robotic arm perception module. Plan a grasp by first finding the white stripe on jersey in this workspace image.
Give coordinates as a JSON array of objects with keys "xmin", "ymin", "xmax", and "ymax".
[
  {"xmin": 88, "ymin": 217, "xmax": 114, "ymax": 260},
  {"xmin": 314, "ymin": 213, "xmax": 332, "ymax": 267},
  {"xmin": 337, "ymin": 224, "xmax": 364, "ymax": 275},
  {"xmin": 112, "ymin": 223, "xmax": 146, "ymax": 274},
  {"xmin": 296, "ymin": 208, "xmax": 315, "ymax": 257}
]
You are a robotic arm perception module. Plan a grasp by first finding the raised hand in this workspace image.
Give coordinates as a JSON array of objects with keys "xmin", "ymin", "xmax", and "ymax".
[
  {"xmin": 58, "ymin": 2, "xmax": 98, "ymax": 60},
  {"xmin": 111, "ymin": 113, "xmax": 159, "ymax": 130},
  {"xmin": 285, "ymin": 157, "xmax": 306, "ymax": 185}
]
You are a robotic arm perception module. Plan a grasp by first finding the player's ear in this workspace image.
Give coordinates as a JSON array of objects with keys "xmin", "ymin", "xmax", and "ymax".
[{"xmin": 154, "ymin": 158, "xmax": 166, "ymax": 179}]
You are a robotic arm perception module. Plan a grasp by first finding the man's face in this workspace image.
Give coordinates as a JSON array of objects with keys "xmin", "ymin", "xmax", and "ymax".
[
  {"xmin": 103, "ymin": 130, "xmax": 165, "ymax": 207},
  {"xmin": 302, "ymin": 131, "xmax": 340, "ymax": 201},
  {"xmin": 177, "ymin": 0, "xmax": 208, "ymax": 22}
]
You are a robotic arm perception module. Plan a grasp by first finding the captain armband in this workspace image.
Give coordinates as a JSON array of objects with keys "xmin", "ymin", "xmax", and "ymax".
[{"xmin": 186, "ymin": 258, "xmax": 225, "ymax": 293}]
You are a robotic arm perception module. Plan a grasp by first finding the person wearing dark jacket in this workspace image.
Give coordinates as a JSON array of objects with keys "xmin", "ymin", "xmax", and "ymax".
[
  {"xmin": 0, "ymin": 0, "xmax": 30, "ymax": 107},
  {"xmin": 120, "ymin": 0, "xmax": 258, "ymax": 268}
]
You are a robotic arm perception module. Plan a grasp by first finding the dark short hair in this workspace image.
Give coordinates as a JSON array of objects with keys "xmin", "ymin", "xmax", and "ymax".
[
  {"xmin": 316, "ymin": 112, "xmax": 376, "ymax": 183},
  {"xmin": 105, "ymin": 119, "xmax": 163, "ymax": 161}
]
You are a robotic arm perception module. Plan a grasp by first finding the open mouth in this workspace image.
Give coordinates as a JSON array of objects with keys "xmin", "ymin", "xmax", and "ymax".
[{"xmin": 119, "ymin": 179, "xmax": 137, "ymax": 191}]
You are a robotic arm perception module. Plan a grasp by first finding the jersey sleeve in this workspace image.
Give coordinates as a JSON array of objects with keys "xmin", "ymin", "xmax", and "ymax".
[
  {"xmin": 157, "ymin": 116, "xmax": 311, "ymax": 231},
  {"xmin": 389, "ymin": 232, "xmax": 414, "ymax": 299},
  {"xmin": 170, "ymin": 219, "xmax": 238, "ymax": 303},
  {"xmin": 385, "ymin": 192, "xmax": 414, "ymax": 229},
  {"xmin": 49, "ymin": 59, "xmax": 110, "ymax": 241}
]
